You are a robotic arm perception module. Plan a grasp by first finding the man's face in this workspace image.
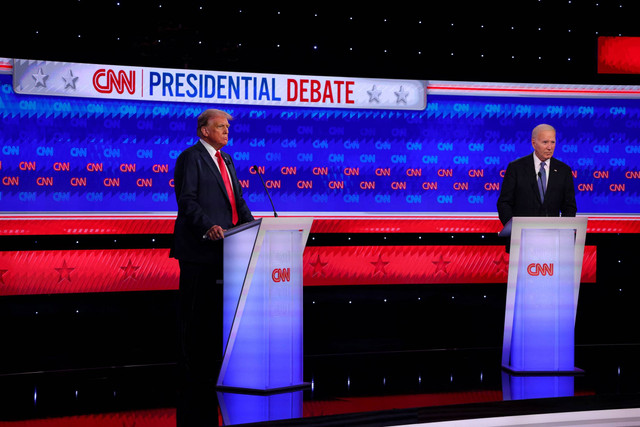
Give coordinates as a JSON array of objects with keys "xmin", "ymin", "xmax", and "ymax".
[
  {"xmin": 532, "ymin": 129, "xmax": 555, "ymax": 162},
  {"xmin": 201, "ymin": 115, "xmax": 230, "ymax": 150}
]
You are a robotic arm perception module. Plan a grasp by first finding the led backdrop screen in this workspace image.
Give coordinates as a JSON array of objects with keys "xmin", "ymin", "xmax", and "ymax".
[
  {"xmin": 2, "ymin": 58, "xmax": 627, "ymax": 296},
  {"xmin": 2, "ymin": 59, "xmax": 640, "ymax": 215}
]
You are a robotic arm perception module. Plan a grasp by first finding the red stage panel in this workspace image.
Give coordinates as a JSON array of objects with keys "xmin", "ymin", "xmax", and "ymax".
[
  {"xmin": 598, "ymin": 36, "xmax": 640, "ymax": 74},
  {"xmin": 0, "ymin": 245, "xmax": 596, "ymax": 296},
  {"xmin": 0, "ymin": 249, "xmax": 179, "ymax": 296},
  {"xmin": 0, "ymin": 409, "xmax": 175, "ymax": 427},
  {"xmin": 303, "ymin": 245, "xmax": 597, "ymax": 285}
]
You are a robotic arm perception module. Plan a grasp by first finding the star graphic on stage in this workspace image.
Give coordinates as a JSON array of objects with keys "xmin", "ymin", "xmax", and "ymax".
[
  {"xmin": 370, "ymin": 254, "xmax": 389, "ymax": 276},
  {"xmin": 494, "ymin": 253, "xmax": 509, "ymax": 276},
  {"xmin": 32, "ymin": 67, "xmax": 49, "ymax": 88},
  {"xmin": 310, "ymin": 254, "xmax": 328, "ymax": 277},
  {"xmin": 394, "ymin": 85, "xmax": 409, "ymax": 104},
  {"xmin": 120, "ymin": 259, "xmax": 140, "ymax": 280},
  {"xmin": 367, "ymin": 85, "xmax": 382, "ymax": 103},
  {"xmin": 62, "ymin": 69, "xmax": 78, "ymax": 89},
  {"xmin": 432, "ymin": 254, "xmax": 450, "ymax": 275},
  {"xmin": 55, "ymin": 260, "xmax": 74, "ymax": 283},
  {"xmin": 0, "ymin": 269, "xmax": 7, "ymax": 285}
]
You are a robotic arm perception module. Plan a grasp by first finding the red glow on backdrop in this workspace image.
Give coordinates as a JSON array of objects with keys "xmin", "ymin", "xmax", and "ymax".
[{"xmin": 598, "ymin": 37, "xmax": 640, "ymax": 74}]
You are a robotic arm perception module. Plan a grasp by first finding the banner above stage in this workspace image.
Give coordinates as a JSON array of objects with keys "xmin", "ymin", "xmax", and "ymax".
[{"xmin": 12, "ymin": 58, "xmax": 426, "ymax": 111}]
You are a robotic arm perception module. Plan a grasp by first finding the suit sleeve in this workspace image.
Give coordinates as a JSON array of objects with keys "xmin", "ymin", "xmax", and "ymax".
[
  {"xmin": 174, "ymin": 150, "xmax": 214, "ymax": 236},
  {"xmin": 497, "ymin": 162, "xmax": 516, "ymax": 225}
]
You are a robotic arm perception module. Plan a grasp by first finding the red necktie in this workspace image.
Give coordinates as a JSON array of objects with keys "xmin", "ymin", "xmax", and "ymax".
[{"xmin": 215, "ymin": 151, "xmax": 239, "ymax": 225}]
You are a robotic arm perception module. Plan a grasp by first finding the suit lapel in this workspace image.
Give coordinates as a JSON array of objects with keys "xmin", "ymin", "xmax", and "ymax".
[
  {"xmin": 525, "ymin": 154, "xmax": 542, "ymax": 204},
  {"xmin": 546, "ymin": 158, "xmax": 559, "ymax": 196},
  {"xmin": 195, "ymin": 142, "xmax": 230, "ymax": 203}
]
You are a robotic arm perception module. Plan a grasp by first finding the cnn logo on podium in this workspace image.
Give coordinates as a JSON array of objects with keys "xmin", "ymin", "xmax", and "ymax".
[
  {"xmin": 527, "ymin": 263, "xmax": 554, "ymax": 276},
  {"xmin": 272, "ymin": 268, "xmax": 291, "ymax": 283}
]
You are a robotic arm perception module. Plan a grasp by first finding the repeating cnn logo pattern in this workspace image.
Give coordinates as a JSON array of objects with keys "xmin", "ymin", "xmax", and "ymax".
[
  {"xmin": 527, "ymin": 263, "xmax": 554, "ymax": 276},
  {"xmin": 272, "ymin": 268, "xmax": 291, "ymax": 282},
  {"xmin": 93, "ymin": 69, "xmax": 136, "ymax": 95}
]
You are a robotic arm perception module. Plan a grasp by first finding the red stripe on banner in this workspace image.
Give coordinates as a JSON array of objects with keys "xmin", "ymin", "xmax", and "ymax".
[
  {"xmin": 2, "ymin": 215, "xmax": 640, "ymax": 235},
  {"xmin": 303, "ymin": 245, "xmax": 597, "ymax": 285},
  {"xmin": 598, "ymin": 36, "xmax": 640, "ymax": 74},
  {"xmin": 0, "ymin": 215, "xmax": 177, "ymax": 235},
  {"xmin": 0, "ymin": 249, "xmax": 179, "ymax": 296}
]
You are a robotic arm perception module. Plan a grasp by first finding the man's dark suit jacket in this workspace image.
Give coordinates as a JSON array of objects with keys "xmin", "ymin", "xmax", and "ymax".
[
  {"xmin": 170, "ymin": 141, "xmax": 254, "ymax": 264},
  {"xmin": 497, "ymin": 153, "xmax": 577, "ymax": 226}
]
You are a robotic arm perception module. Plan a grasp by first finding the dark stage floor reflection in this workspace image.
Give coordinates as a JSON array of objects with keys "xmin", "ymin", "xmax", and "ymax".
[{"xmin": 1, "ymin": 345, "xmax": 640, "ymax": 426}]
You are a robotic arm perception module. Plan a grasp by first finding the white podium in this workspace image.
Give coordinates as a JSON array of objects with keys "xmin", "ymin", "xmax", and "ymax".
[
  {"xmin": 216, "ymin": 217, "xmax": 313, "ymax": 393},
  {"xmin": 500, "ymin": 217, "xmax": 588, "ymax": 374}
]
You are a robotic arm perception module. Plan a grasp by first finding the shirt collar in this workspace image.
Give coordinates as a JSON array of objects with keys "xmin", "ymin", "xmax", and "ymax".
[
  {"xmin": 533, "ymin": 153, "xmax": 549, "ymax": 171},
  {"xmin": 200, "ymin": 139, "xmax": 220, "ymax": 158}
]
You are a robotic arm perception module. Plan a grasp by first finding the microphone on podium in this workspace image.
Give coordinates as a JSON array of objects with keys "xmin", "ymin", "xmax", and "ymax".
[{"xmin": 252, "ymin": 165, "xmax": 278, "ymax": 217}]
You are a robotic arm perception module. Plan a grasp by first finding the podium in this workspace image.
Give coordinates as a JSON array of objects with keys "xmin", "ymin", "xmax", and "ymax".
[
  {"xmin": 499, "ymin": 217, "xmax": 588, "ymax": 374},
  {"xmin": 216, "ymin": 217, "xmax": 313, "ymax": 393}
]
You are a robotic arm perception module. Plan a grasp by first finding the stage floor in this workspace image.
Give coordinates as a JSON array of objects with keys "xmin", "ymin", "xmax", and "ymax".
[{"xmin": 0, "ymin": 345, "xmax": 639, "ymax": 426}]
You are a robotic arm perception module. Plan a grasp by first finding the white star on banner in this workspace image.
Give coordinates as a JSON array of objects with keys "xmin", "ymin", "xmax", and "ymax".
[
  {"xmin": 394, "ymin": 86, "xmax": 409, "ymax": 104},
  {"xmin": 367, "ymin": 85, "xmax": 382, "ymax": 103},
  {"xmin": 62, "ymin": 69, "xmax": 78, "ymax": 89},
  {"xmin": 32, "ymin": 68, "xmax": 49, "ymax": 88}
]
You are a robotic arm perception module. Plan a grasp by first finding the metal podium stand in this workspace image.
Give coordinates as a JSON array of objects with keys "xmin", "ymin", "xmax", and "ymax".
[
  {"xmin": 216, "ymin": 217, "xmax": 313, "ymax": 393},
  {"xmin": 500, "ymin": 217, "xmax": 588, "ymax": 374}
]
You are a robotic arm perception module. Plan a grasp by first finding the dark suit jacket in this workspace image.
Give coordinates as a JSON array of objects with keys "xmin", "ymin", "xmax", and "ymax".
[
  {"xmin": 497, "ymin": 153, "xmax": 577, "ymax": 226},
  {"xmin": 170, "ymin": 141, "xmax": 254, "ymax": 263}
]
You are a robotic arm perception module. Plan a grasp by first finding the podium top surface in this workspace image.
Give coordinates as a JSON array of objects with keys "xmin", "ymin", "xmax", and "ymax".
[
  {"xmin": 498, "ymin": 216, "xmax": 588, "ymax": 237},
  {"xmin": 224, "ymin": 217, "xmax": 314, "ymax": 238}
]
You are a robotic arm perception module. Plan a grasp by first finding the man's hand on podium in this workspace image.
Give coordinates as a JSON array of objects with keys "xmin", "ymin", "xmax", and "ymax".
[{"xmin": 205, "ymin": 224, "xmax": 226, "ymax": 241}]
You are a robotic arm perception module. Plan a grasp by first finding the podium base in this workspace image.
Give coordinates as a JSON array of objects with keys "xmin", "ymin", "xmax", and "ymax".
[
  {"xmin": 502, "ymin": 365, "xmax": 584, "ymax": 376},
  {"xmin": 216, "ymin": 382, "xmax": 311, "ymax": 396}
]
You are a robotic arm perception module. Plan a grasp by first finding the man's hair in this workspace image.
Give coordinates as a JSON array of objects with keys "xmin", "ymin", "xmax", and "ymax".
[
  {"xmin": 196, "ymin": 109, "xmax": 233, "ymax": 138},
  {"xmin": 532, "ymin": 123, "xmax": 555, "ymax": 140}
]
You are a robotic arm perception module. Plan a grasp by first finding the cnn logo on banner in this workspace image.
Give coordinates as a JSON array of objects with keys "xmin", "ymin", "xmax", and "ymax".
[
  {"xmin": 527, "ymin": 263, "xmax": 554, "ymax": 276},
  {"xmin": 272, "ymin": 268, "xmax": 291, "ymax": 283},
  {"xmin": 93, "ymin": 69, "xmax": 136, "ymax": 95}
]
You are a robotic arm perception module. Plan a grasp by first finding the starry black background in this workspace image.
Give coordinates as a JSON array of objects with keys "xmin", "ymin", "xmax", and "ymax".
[{"xmin": 3, "ymin": 1, "xmax": 640, "ymax": 84}]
